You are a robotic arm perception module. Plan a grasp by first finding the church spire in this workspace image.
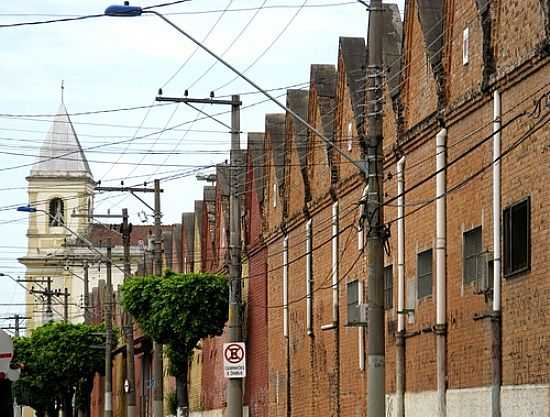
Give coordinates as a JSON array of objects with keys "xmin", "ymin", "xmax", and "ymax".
[{"xmin": 30, "ymin": 86, "xmax": 93, "ymax": 179}]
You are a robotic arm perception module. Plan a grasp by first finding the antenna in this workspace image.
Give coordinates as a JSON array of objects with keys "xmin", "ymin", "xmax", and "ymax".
[{"xmin": 61, "ymin": 80, "xmax": 65, "ymax": 104}]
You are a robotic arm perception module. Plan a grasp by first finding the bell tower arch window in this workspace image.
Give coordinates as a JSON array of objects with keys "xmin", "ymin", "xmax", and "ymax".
[{"xmin": 49, "ymin": 198, "xmax": 65, "ymax": 226}]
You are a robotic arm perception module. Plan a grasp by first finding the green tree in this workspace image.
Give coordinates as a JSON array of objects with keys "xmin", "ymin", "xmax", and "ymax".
[
  {"xmin": 12, "ymin": 322, "xmax": 105, "ymax": 417},
  {"xmin": 121, "ymin": 271, "xmax": 229, "ymax": 417}
]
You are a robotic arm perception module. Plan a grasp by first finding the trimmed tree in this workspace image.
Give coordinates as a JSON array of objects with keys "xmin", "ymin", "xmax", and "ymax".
[
  {"xmin": 121, "ymin": 271, "xmax": 229, "ymax": 417},
  {"xmin": 12, "ymin": 322, "xmax": 105, "ymax": 417}
]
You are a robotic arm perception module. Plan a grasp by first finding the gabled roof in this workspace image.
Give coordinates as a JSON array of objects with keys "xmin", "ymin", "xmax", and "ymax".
[
  {"xmin": 339, "ymin": 37, "xmax": 367, "ymax": 134},
  {"xmin": 30, "ymin": 102, "xmax": 93, "ymax": 179}
]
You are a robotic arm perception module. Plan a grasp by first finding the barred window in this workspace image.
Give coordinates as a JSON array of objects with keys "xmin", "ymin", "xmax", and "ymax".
[
  {"xmin": 417, "ymin": 249, "xmax": 433, "ymax": 299},
  {"xmin": 463, "ymin": 227, "xmax": 482, "ymax": 284},
  {"xmin": 504, "ymin": 198, "xmax": 530, "ymax": 277}
]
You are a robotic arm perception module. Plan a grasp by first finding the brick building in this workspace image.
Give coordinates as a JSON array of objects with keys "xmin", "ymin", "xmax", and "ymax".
[{"xmin": 189, "ymin": 1, "xmax": 549, "ymax": 417}]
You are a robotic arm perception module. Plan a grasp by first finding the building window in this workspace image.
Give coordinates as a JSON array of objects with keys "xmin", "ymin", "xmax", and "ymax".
[
  {"xmin": 463, "ymin": 226, "xmax": 483, "ymax": 284},
  {"xmin": 463, "ymin": 27, "xmax": 470, "ymax": 65},
  {"xmin": 504, "ymin": 197, "xmax": 530, "ymax": 277},
  {"xmin": 347, "ymin": 121, "xmax": 353, "ymax": 151},
  {"xmin": 417, "ymin": 249, "xmax": 433, "ymax": 299},
  {"xmin": 49, "ymin": 198, "xmax": 64, "ymax": 226},
  {"xmin": 384, "ymin": 265, "xmax": 393, "ymax": 310}
]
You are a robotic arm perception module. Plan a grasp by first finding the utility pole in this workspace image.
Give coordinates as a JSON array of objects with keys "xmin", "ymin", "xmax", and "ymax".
[
  {"xmin": 83, "ymin": 262, "xmax": 90, "ymax": 323},
  {"xmin": 104, "ymin": 239, "xmax": 113, "ymax": 417},
  {"xmin": 0, "ymin": 315, "xmax": 30, "ymax": 337},
  {"xmin": 155, "ymin": 93, "xmax": 243, "ymax": 417},
  {"xmin": 94, "ymin": 183, "xmax": 162, "ymax": 417},
  {"xmin": 153, "ymin": 179, "xmax": 164, "ymax": 417},
  {"xmin": 365, "ymin": 1, "xmax": 386, "ymax": 417},
  {"xmin": 30, "ymin": 277, "xmax": 55, "ymax": 323},
  {"xmin": 63, "ymin": 288, "xmax": 70, "ymax": 323},
  {"xmin": 122, "ymin": 208, "xmax": 137, "ymax": 417},
  {"xmin": 228, "ymin": 95, "xmax": 243, "ymax": 417}
]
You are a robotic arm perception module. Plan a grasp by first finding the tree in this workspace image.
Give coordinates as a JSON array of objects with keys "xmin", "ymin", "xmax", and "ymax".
[
  {"xmin": 12, "ymin": 322, "xmax": 105, "ymax": 417},
  {"xmin": 121, "ymin": 271, "xmax": 229, "ymax": 417}
]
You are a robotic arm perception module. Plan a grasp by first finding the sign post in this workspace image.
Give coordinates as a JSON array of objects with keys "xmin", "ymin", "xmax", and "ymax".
[{"xmin": 223, "ymin": 342, "xmax": 246, "ymax": 378}]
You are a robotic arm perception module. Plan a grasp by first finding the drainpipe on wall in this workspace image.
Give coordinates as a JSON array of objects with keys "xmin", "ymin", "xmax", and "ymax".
[
  {"xmin": 396, "ymin": 156, "xmax": 406, "ymax": 417},
  {"xmin": 491, "ymin": 90, "xmax": 502, "ymax": 417},
  {"xmin": 435, "ymin": 128, "xmax": 448, "ymax": 417}
]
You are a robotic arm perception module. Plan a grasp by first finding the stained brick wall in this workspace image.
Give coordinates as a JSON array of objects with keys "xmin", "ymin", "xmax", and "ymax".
[{"xmin": 191, "ymin": 1, "xmax": 549, "ymax": 416}]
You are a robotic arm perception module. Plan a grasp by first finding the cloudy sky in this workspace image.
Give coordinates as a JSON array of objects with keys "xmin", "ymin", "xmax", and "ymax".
[{"xmin": 0, "ymin": 0, "xmax": 403, "ymax": 330}]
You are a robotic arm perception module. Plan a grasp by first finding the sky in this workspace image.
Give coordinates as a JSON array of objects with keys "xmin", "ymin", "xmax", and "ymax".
[{"xmin": 0, "ymin": 0, "xmax": 404, "ymax": 332}]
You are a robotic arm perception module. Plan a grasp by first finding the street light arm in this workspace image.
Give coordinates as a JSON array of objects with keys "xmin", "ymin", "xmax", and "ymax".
[
  {"xmin": 142, "ymin": 9, "xmax": 367, "ymax": 175},
  {"xmin": 0, "ymin": 273, "xmax": 29, "ymax": 293}
]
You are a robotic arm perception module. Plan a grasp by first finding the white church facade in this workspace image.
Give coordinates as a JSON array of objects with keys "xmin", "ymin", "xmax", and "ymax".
[{"xmin": 18, "ymin": 102, "xmax": 144, "ymax": 329}]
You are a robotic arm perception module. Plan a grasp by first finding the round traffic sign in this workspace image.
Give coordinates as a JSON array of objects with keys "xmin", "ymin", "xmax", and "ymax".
[{"xmin": 224, "ymin": 343, "xmax": 245, "ymax": 364}]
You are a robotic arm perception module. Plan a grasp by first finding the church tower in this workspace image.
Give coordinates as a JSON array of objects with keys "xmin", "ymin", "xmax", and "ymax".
[{"xmin": 19, "ymin": 101, "xmax": 94, "ymax": 329}]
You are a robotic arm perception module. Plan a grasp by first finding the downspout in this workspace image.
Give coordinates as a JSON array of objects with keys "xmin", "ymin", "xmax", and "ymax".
[
  {"xmin": 396, "ymin": 156, "xmax": 406, "ymax": 417},
  {"xmin": 435, "ymin": 128, "xmax": 448, "ymax": 417},
  {"xmin": 491, "ymin": 90, "xmax": 502, "ymax": 417}
]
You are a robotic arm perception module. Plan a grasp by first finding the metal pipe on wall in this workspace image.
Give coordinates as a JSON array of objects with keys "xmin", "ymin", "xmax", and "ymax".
[
  {"xmin": 491, "ymin": 90, "xmax": 502, "ymax": 417},
  {"xmin": 396, "ymin": 156, "xmax": 406, "ymax": 417},
  {"xmin": 435, "ymin": 128, "xmax": 448, "ymax": 417}
]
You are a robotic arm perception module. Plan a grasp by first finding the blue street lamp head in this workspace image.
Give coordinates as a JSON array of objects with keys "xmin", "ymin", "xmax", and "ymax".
[
  {"xmin": 105, "ymin": 4, "xmax": 143, "ymax": 16},
  {"xmin": 16, "ymin": 206, "xmax": 37, "ymax": 213}
]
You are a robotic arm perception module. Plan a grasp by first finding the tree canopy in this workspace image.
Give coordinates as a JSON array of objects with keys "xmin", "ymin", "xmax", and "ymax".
[
  {"xmin": 121, "ymin": 271, "xmax": 229, "ymax": 415},
  {"xmin": 12, "ymin": 322, "xmax": 106, "ymax": 417}
]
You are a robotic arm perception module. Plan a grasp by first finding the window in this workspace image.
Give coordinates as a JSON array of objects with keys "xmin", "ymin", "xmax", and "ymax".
[
  {"xmin": 463, "ymin": 27, "xmax": 470, "ymax": 65},
  {"xmin": 347, "ymin": 121, "xmax": 353, "ymax": 151},
  {"xmin": 463, "ymin": 226, "xmax": 483, "ymax": 284},
  {"xmin": 504, "ymin": 198, "xmax": 530, "ymax": 276},
  {"xmin": 417, "ymin": 249, "xmax": 433, "ymax": 299},
  {"xmin": 384, "ymin": 265, "xmax": 393, "ymax": 310},
  {"xmin": 347, "ymin": 279, "xmax": 359, "ymax": 323},
  {"xmin": 273, "ymin": 182, "xmax": 278, "ymax": 208},
  {"xmin": 49, "ymin": 198, "xmax": 64, "ymax": 226}
]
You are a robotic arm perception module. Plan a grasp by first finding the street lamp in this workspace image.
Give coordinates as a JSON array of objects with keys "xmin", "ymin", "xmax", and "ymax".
[{"xmin": 103, "ymin": 3, "xmax": 367, "ymax": 175}]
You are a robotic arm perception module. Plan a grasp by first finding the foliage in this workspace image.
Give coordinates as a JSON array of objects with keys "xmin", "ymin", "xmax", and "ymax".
[
  {"xmin": 12, "ymin": 321, "xmax": 105, "ymax": 416},
  {"xmin": 121, "ymin": 271, "xmax": 229, "ymax": 370}
]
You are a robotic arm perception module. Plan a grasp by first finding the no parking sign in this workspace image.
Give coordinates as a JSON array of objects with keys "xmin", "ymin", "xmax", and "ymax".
[{"xmin": 223, "ymin": 342, "xmax": 246, "ymax": 378}]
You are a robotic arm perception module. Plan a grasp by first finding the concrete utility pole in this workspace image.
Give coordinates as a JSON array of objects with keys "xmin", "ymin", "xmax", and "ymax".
[
  {"xmin": 155, "ymin": 93, "xmax": 243, "ymax": 417},
  {"xmin": 104, "ymin": 240, "xmax": 113, "ymax": 417},
  {"xmin": 63, "ymin": 288, "xmax": 70, "ymax": 323},
  {"xmin": 153, "ymin": 179, "xmax": 164, "ymax": 417},
  {"xmin": 83, "ymin": 262, "xmax": 90, "ymax": 323},
  {"xmin": 365, "ymin": 1, "xmax": 386, "ymax": 417},
  {"xmin": 94, "ymin": 183, "xmax": 162, "ymax": 417},
  {"xmin": 228, "ymin": 94, "xmax": 243, "ymax": 417},
  {"xmin": 122, "ymin": 208, "xmax": 137, "ymax": 417}
]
